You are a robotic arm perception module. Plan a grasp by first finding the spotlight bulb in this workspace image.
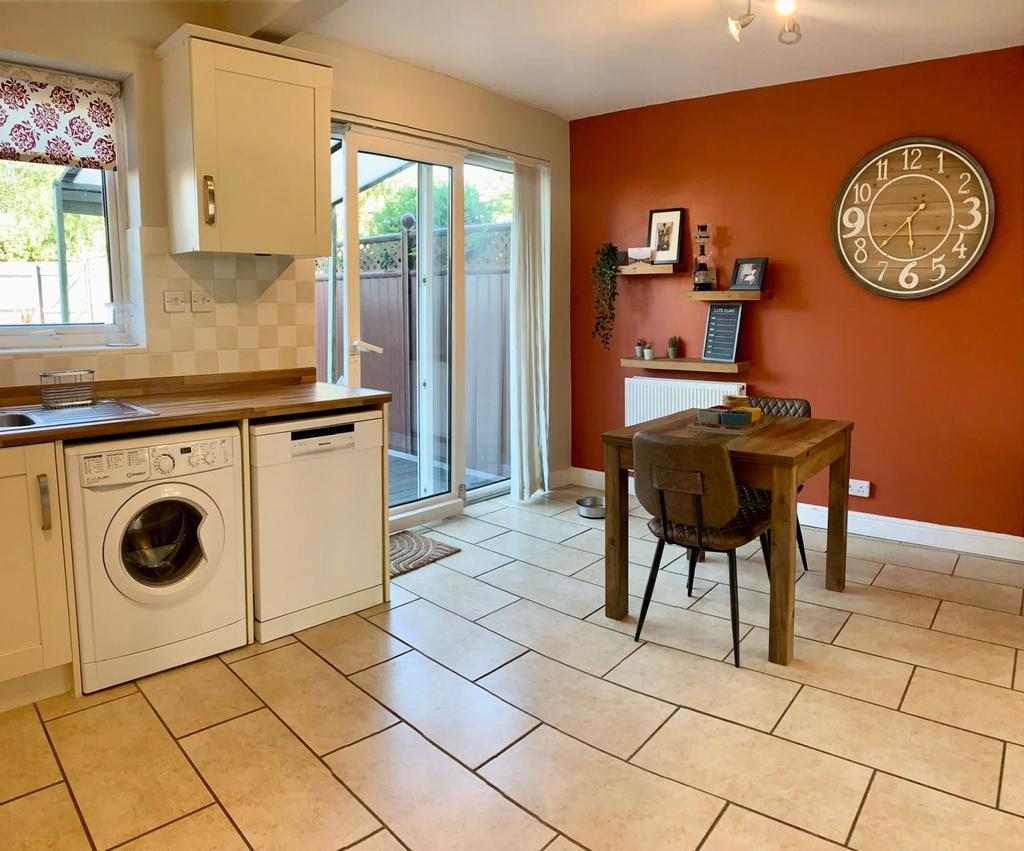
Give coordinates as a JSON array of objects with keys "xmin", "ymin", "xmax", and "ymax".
[{"xmin": 774, "ymin": 0, "xmax": 797, "ymax": 15}]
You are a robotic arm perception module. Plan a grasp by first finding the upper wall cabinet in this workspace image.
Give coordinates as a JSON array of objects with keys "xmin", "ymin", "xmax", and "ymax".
[{"xmin": 157, "ymin": 26, "xmax": 333, "ymax": 256}]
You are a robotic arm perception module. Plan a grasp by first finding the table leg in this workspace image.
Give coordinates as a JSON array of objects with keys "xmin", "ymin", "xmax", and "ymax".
[
  {"xmin": 768, "ymin": 466, "xmax": 798, "ymax": 665},
  {"xmin": 826, "ymin": 430, "xmax": 851, "ymax": 592},
  {"xmin": 604, "ymin": 442, "xmax": 629, "ymax": 619}
]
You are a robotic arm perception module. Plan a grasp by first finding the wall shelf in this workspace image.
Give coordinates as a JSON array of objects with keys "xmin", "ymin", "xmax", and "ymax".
[
  {"xmin": 618, "ymin": 264, "xmax": 676, "ymax": 276},
  {"xmin": 683, "ymin": 290, "xmax": 762, "ymax": 301},
  {"xmin": 620, "ymin": 357, "xmax": 749, "ymax": 374}
]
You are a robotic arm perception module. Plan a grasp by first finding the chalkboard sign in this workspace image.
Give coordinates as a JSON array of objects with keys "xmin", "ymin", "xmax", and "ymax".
[{"xmin": 702, "ymin": 303, "xmax": 742, "ymax": 362}]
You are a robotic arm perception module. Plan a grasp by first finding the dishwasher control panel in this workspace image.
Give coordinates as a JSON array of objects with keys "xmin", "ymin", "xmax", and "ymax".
[{"xmin": 79, "ymin": 436, "xmax": 233, "ymax": 486}]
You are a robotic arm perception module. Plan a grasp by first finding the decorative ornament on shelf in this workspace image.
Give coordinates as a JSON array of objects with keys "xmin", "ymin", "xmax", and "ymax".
[
  {"xmin": 592, "ymin": 243, "xmax": 620, "ymax": 349},
  {"xmin": 728, "ymin": 0, "xmax": 803, "ymax": 45},
  {"xmin": 692, "ymin": 224, "xmax": 715, "ymax": 291}
]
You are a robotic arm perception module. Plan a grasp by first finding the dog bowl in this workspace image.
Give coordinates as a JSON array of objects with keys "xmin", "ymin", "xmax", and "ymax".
[{"xmin": 576, "ymin": 496, "xmax": 606, "ymax": 519}]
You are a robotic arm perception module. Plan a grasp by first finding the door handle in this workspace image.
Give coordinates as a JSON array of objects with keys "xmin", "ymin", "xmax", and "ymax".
[
  {"xmin": 37, "ymin": 474, "xmax": 52, "ymax": 531},
  {"xmin": 203, "ymin": 175, "xmax": 216, "ymax": 225}
]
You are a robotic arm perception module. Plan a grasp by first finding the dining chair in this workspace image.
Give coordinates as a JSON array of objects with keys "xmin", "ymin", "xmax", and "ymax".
[
  {"xmin": 632, "ymin": 431, "xmax": 773, "ymax": 666},
  {"xmin": 748, "ymin": 395, "xmax": 812, "ymax": 573}
]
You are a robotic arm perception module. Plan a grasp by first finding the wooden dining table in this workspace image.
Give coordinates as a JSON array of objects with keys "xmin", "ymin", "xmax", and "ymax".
[{"xmin": 602, "ymin": 409, "xmax": 853, "ymax": 665}]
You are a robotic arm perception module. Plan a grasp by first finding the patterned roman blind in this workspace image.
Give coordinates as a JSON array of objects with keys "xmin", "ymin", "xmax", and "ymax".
[{"xmin": 0, "ymin": 62, "xmax": 120, "ymax": 170}]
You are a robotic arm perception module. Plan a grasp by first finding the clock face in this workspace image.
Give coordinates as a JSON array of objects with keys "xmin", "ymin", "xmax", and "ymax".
[{"xmin": 832, "ymin": 137, "xmax": 995, "ymax": 299}]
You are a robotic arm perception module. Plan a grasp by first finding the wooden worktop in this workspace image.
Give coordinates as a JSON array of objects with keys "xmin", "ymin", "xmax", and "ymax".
[{"xmin": 0, "ymin": 369, "xmax": 391, "ymax": 448}]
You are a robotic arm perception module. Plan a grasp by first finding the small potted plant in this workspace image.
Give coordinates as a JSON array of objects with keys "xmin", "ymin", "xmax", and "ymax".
[
  {"xmin": 667, "ymin": 335, "xmax": 680, "ymax": 359},
  {"xmin": 643, "ymin": 341, "xmax": 655, "ymax": 360},
  {"xmin": 635, "ymin": 338, "xmax": 646, "ymax": 358}
]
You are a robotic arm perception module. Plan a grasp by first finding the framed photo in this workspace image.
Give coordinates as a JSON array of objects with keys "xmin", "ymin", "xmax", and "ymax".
[
  {"xmin": 647, "ymin": 208, "xmax": 685, "ymax": 265},
  {"xmin": 730, "ymin": 257, "xmax": 768, "ymax": 290}
]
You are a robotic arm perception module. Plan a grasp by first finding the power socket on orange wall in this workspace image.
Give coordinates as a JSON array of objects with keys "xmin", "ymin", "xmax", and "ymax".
[{"xmin": 849, "ymin": 479, "xmax": 871, "ymax": 498}]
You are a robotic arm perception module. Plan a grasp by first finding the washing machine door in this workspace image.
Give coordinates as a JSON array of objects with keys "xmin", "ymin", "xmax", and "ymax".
[{"xmin": 103, "ymin": 482, "xmax": 225, "ymax": 605}]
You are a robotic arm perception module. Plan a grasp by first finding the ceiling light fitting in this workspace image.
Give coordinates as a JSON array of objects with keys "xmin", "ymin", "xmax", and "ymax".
[
  {"xmin": 727, "ymin": 0, "xmax": 803, "ymax": 45},
  {"xmin": 727, "ymin": 1, "xmax": 755, "ymax": 42},
  {"xmin": 778, "ymin": 16, "xmax": 802, "ymax": 44}
]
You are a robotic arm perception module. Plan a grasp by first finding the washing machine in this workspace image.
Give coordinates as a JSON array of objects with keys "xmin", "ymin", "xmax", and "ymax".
[{"xmin": 65, "ymin": 426, "xmax": 246, "ymax": 692}]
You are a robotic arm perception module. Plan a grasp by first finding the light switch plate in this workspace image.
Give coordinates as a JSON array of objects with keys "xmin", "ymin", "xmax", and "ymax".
[
  {"xmin": 190, "ymin": 291, "xmax": 214, "ymax": 313},
  {"xmin": 849, "ymin": 479, "xmax": 871, "ymax": 498},
  {"xmin": 163, "ymin": 290, "xmax": 187, "ymax": 313}
]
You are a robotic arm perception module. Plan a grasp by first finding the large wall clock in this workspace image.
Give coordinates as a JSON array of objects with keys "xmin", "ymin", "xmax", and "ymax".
[{"xmin": 832, "ymin": 137, "xmax": 995, "ymax": 299}]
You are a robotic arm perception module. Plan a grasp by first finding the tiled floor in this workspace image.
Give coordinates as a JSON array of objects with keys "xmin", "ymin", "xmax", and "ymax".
[{"xmin": 4, "ymin": 487, "xmax": 1024, "ymax": 850}]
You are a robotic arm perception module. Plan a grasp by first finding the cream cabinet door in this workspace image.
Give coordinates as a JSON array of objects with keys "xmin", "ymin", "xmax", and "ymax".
[
  {"xmin": 190, "ymin": 40, "xmax": 331, "ymax": 256},
  {"xmin": 0, "ymin": 444, "xmax": 71, "ymax": 682}
]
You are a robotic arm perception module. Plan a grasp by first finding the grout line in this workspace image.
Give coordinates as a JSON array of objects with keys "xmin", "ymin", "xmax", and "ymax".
[
  {"xmin": 470, "ymin": 721, "xmax": 543, "ymax": 773},
  {"xmin": 0, "ymin": 779, "xmax": 64, "ymax": 808},
  {"xmin": 105, "ymin": 803, "xmax": 221, "ymax": 850},
  {"xmin": 600, "ymin": 639, "xmax": 647, "ymax": 681},
  {"xmin": 769, "ymin": 683, "xmax": 804, "ymax": 735},
  {"xmin": 844, "ymin": 769, "xmax": 876, "ymax": 847},
  {"xmin": 171, "ymin": 705, "xmax": 266, "ymax": 740},
  {"xmin": 33, "ymin": 704, "xmax": 98, "ymax": 851},
  {"xmin": 338, "ymin": 826, "xmax": 393, "ymax": 850},
  {"xmin": 335, "ymin": 647, "xmax": 414, "ymax": 678},
  {"xmin": 625, "ymin": 705, "xmax": 679, "ymax": 763},
  {"xmin": 693, "ymin": 800, "xmax": 730, "ymax": 851},
  {"xmin": 319, "ymin": 720, "xmax": 404, "ymax": 761},
  {"xmin": 34, "ymin": 687, "xmax": 139, "ymax": 723},
  {"xmin": 896, "ymin": 666, "xmax": 917, "ymax": 711},
  {"xmin": 471, "ymin": 596, "xmax": 522, "ymax": 622},
  {"xmin": 997, "ymin": 742, "xmax": 1007, "ymax": 810}
]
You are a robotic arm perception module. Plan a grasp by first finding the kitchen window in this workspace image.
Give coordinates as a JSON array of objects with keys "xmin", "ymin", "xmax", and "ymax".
[{"xmin": 0, "ymin": 63, "xmax": 128, "ymax": 351}]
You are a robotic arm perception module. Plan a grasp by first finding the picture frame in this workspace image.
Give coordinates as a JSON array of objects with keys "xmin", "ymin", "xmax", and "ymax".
[
  {"xmin": 647, "ymin": 208, "xmax": 685, "ymax": 265},
  {"xmin": 730, "ymin": 257, "xmax": 768, "ymax": 290}
]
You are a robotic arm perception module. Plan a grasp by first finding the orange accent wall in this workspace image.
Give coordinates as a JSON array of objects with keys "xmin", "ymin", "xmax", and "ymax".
[{"xmin": 569, "ymin": 47, "xmax": 1024, "ymax": 536}]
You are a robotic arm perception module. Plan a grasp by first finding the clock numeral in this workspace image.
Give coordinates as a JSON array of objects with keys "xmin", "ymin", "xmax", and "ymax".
[
  {"xmin": 902, "ymin": 147, "xmax": 922, "ymax": 170},
  {"xmin": 876, "ymin": 159, "xmax": 888, "ymax": 181},
  {"xmin": 952, "ymin": 231, "xmax": 968, "ymax": 259},
  {"xmin": 853, "ymin": 238, "xmax": 869, "ymax": 265},
  {"xmin": 841, "ymin": 207, "xmax": 866, "ymax": 237},
  {"xmin": 849, "ymin": 182, "xmax": 871, "ymax": 204},
  {"xmin": 959, "ymin": 196, "xmax": 983, "ymax": 231},
  {"xmin": 898, "ymin": 262, "xmax": 919, "ymax": 289},
  {"xmin": 876, "ymin": 260, "xmax": 889, "ymax": 282},
  {"xmin": 937, "ymin": 151, "xmax": 945, "ymax": 173},
  {"xmin": 959, "ymin": 172, "xmax": 972, "ymax": 194},
  {"xmin": 930, "ymin": 254, "xmax": 946, "ymax": 282}
]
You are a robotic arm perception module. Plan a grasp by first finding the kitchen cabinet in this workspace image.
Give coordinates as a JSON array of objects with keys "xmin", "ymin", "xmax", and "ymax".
[
  {"xmin": 158, "ymin": 26, "xmax": 333, "ymax": 256},
  {"xmin": 0, "ymin": 444, "xmax": 71, "ymax": 683}
]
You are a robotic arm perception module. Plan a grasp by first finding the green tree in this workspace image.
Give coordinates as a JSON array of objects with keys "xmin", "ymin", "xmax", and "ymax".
[{"xmin": 360, "ymin": 182, "xmax": 511, "ymax": 236}]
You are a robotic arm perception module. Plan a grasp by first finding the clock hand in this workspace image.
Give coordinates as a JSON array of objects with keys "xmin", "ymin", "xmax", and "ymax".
[{"xmin": 881, "ymin": 202, "xmax": 927, "ymax": 249}]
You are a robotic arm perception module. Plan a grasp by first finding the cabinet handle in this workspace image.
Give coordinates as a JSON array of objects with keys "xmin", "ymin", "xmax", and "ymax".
[
  {"xmin": 203, "ymin": 175, "xmax": 216, "ymax": 225},
  {"xmin": 37, "ymin": 474, "xmax": 52, "ymax": 531}
]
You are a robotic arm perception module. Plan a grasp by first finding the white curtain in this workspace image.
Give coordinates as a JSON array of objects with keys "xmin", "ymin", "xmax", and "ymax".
[{"xmin": 509, "ymin": 162, "xmax": 551, "ymax": 501}]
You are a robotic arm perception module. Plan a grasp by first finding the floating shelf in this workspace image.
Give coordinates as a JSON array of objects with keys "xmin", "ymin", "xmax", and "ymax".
[
  {"xmin": 683, "ymin": 290, "xmax": 762, "ymax": 301},
  {"xmin": 620, "ymin": 357, "xmax": 749, "ymax": 374},
  {"xmin": 618, "ymin": 264, "xmax": 676, "ymax": 276}
]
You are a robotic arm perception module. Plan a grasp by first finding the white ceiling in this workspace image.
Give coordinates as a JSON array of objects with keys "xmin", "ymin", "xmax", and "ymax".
[{"xmin": 306, "ymin": 0, "xmax": 1024, "ymax": 119}]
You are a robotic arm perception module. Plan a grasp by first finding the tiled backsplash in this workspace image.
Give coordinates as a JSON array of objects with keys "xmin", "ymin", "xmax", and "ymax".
[{"xmin": 0, "ymin": 227, "xmax": 317, "ymax": 387}]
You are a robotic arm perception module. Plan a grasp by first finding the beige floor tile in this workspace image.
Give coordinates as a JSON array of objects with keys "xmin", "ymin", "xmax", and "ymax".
[
  {"xmin": 358, "ymin": 583, "xmax": 417, "ymax": 617},
  {"xmin": 586, "ymin": 597, "xmax": 748, "ymax": 662},
  {"xmin": 218, "ymin": 635, "xmax": 296, "ymax": 664},
  {"xmin": 686, "ymin": 552, "xmax": 775, "ymax": 594},
  {"xmin": 800, "ymin": 526, "xmax": 828, "ymax": 551},
  {"xmin": 351, "ymin": 651, "xmax": 537, "ymax": 768},
  {"xmin": 36, "ymin": 682, "xmax": 137, "ymax": 721},
  {"xmin": 901, "ymin": 667, "xmax": 1024, "ymax": 745},
  {"xmin": 1017, "ymin": 651, "xmax": 1023, "ymax": 691},
  {"xmin": 138, "ymin": 658, "xmax": 262, "ymax": 737},
  {"xmin": 477, "ymin": 507, "xmax": 586, "ymax": 543},
  {"xmin": 47, "ymin": 693, "xmax": 211, "ymax": 849},
  {"xmin": 931, "ymin": 601, "xmax": 1024, "ymax": 649},
  {"xmin": 739, "ymin": 627, "xmax": 912, "ymax": 708},
  {"xmin": 120, "ymin": 805, "xmax": 245, "ymax": 850},
  {"xmin": 479, "ymin": 651, "xmax": 673, "ymax": 758},
  {"xmin": 606, "ymin": 643, "xmax": 800, "ymax": 731},
  {"xmin": 351, "ymin": 829, "xmax": 406, "ymax": 850},
  {"xmin": 461, "ymin": 500, "xmax": 503, "ymax": 517},
  {"xmin": 633, "ymin": 708, "xmax": 870, "ymax": 842},
  {"xmin": 327, "ymin": 723, "xmax": 553, "ymax": 851},
  {"xmin": 551, "ymin": 505, "xmax": 605, "ymax": 530},
  {"xmin": 371, "ymin": 599, "xmax": 525, "ymax": 679},
  {"xmin": 835, "ymin": 614, "xmax": 1015, "ymax": 686},
  {"xmin": 546, "ymin": 837, "xmax": 586, "ymax": 851},
  {"xmin": 563, "ymin": 527, "xmax": 684, "ymax": 567},
  {"xmin": 297, "ymin": 613, "xmax": 409, "ymax": 674},
  {"xmin": 483, "ymin": 599, "xmax": 638, "ymax": 676},
  {"xmin": 572, "ymin": 559, "xmax": 716, "ymax": 607},
  {"xmin": 0, "ymin": 785, "xmax": 90, "ymax": 851},
  {"xmin": 692, "ymin": 584, "xmax": 849, "ymax": 642},
  {"xmin": 846, "ymin": 537, "xmax": 958, "ymax": 573},
  {"xmin": 182, "ymin": 709, "xmax": 378, "ymax": 850},
  {"xmin": 392, "ymin": 562, "xmax": 517, "ymax": 620},
  {"xmin": 702, "ymin": 805, "xmax": 843, "ymax": 850},
  {"xmin": 480, "ymin": 530, "xmax": 601, "ymax": 575},
  {"xmin": 0, "ymin": 705, "xmax": 61, "ymax": 804},
  {"xmin": 874, "ymin": 564, "xmax": 1022, "ymax": 614},
  {"xmin": 494, "ymin": 493, "xmax": 580, "ymax": 517},
  {"xmin": 799, "ymin": 548, "xmax": 884, "ymax": 585},
  {"xmin": 424, "ymin": 530, "xmax": 515, "ymax": 576},
  {"xmin": 426, "ymin": 514, "xmax": 504, "ymax": 543},
  {"xmin": 482, "ymin": 562, "xmax": 604, "ymax": 617},
  {"xmin": 1002, "ymin": 744, "xmax": 1024, "ymax": 817},
  {"xmin": 955, "ymin": 554, "xmax": 1024, "ymax": 588},
  {"xmin": 795, "ymin": 572, "xmax": 938, "ymax": 627},
  {"xmin": 776, "ymin": 687, "xmax": 1002, "ymax": 804},
  {"xmin": 481, "ymin": 725, "xmax": 723, "ymax": 851},
  {"xmin": 230, "ymin": 642, "xmax": 395, "ymax": 755},
  {"xmin": 851, "ymin": 773, "xmax": 1024, "ymax": 851}
]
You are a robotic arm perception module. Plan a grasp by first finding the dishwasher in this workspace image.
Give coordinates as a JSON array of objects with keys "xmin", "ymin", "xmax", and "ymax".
[{"xmin": 249, "ymin": 410, "xmax": 385, "ymax": 641}]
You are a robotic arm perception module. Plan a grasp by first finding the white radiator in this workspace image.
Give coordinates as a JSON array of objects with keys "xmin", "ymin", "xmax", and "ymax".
[{"xmin": 625, "ymin": 377, "xmax": 747, "ymax": 426}]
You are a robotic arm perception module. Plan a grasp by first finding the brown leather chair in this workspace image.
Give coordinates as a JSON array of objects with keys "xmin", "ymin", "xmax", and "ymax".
[
  {"xmin": 632, "ymin": 431, "xmax": 772, "ymax": 666},
  {"xmin": 748, "ymin": 396, "xmax": 812, "ymax": 573}
]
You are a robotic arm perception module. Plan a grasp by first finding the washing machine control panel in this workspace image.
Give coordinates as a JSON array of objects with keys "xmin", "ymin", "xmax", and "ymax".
[{"xmin": 79, "ymin": 437, "xmax": 233, "ymax": 486}]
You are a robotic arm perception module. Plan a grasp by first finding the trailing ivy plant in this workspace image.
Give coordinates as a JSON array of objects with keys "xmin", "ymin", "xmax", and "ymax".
[{"xmin": 592, "ymin": 242, "xmax": 620, "ymax": 349}]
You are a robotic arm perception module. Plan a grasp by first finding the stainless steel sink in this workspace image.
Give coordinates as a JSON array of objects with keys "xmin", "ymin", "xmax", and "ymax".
[{"xmin": 0, "ymin": 400, "xmax": 156, "ymax": 432}]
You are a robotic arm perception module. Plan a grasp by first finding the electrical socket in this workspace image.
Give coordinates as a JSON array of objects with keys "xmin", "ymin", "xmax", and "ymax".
[
  {"xmin": 849, "ymin": 479, "xmax": 871, "ymax": 498},
  {"xmin": 163, "ymin": 290, "xmax": 187, "ymax": 313},
  {"xmin": 190, "ymin": 291, "xmax": 214, "ymax": 313}
]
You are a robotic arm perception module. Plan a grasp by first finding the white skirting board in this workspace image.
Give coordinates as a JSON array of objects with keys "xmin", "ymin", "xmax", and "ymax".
[{"xmin": 562, "ymin": 466, "xmax": 1024, "ymax": 563}]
